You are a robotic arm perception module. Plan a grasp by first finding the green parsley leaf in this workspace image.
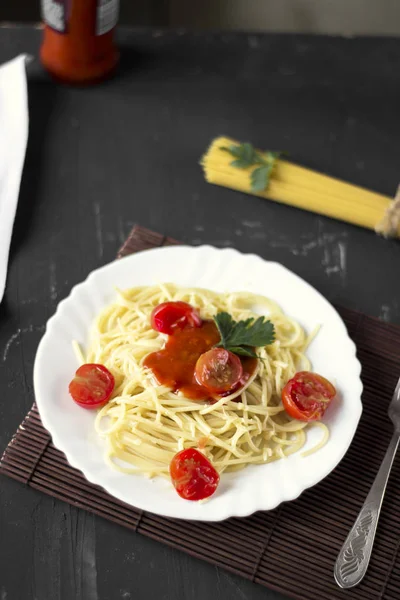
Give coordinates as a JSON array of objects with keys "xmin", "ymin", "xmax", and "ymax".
[
  {"xmin": 212, "ymin": 311, "xmax": 235, "ymax": 342},
  {"xmin": 226, "ymin": 346, "xmax": 258, "ymax": 358},
  {"xmin": 221, "ymin": 142, "xmax": 282, "ymax": 192},
  {"xmin": 250, "ymin": 165, "xmax": 270, "ymax": 192},
  {"xmin": 221, "ymin": 143, "xmax": 258, "ymax": 169},
  {"xmin": 213, "ymin": 312, "xmax": 275, "ymax": 358}
]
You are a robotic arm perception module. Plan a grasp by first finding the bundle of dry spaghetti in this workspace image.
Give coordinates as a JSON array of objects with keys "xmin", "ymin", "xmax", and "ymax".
[{"xmin": 201, "ymin": 136, "xmax": 399, "ymax": 238}]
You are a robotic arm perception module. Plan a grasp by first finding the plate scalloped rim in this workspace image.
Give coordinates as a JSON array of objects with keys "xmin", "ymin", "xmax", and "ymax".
[{"xmin": 34, "ymin": 245, "xmax": 363, "ymax": 521}]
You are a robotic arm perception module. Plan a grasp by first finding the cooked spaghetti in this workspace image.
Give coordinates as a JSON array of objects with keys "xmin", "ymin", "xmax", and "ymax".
[{"xmin": 76, "ymin": 284, "xmax": 327, "ymax": 478}]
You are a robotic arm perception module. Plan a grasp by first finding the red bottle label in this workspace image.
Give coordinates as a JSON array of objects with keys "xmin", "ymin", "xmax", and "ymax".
[{"xmin": 41, "ymin": 0, "xmax": 119, "ymax": 35}]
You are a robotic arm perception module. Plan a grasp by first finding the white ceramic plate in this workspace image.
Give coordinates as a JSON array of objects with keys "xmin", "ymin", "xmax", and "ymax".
[{"xmin": 34, "ymin": 245, "xmax": 362, "ymax": 521}]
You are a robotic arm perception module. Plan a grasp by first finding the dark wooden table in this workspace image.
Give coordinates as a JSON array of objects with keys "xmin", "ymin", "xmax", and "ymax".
[{"xmin": 1, "ymin": 24, "xmax": 400, "ymax": 600}]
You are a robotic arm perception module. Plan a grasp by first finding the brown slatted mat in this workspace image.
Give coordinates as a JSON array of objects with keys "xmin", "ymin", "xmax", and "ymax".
[{"xmin": 2, "ymin": 224, "xmax": 400, "ymax": 600}]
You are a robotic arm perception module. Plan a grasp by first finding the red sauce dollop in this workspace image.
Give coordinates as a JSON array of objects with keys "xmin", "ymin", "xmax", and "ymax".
[{"xmin": 143, "ymin": 320, "xmax": 257, "ymax": 400}]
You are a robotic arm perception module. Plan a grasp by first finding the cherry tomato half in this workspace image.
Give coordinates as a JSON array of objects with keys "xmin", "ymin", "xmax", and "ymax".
[
  {"xmin": 195, "ymin": 348, "xmax": 243, "ymax": 394},
  {"xmin": 282, "ymin": 371, "xmax": 336, "ymax": 422},
  {"xmin": 150, "ymin": 301, "xmax": 202, "ymax": 334},
  {"xmin": 69, "ymin": 363, "xmax": 115, "ymax": 409},
  {"xmin": 170, "ymin": 448, "xmax": 220, "ymax": 500}
]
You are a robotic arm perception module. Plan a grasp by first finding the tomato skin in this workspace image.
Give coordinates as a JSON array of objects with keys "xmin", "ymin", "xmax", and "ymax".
[
  {"xmin": 69, "ymin": 363, "xmax": 115, "ymax": 409},
  {"xmin": 282, "ymin": 371, "xmax": 336, "ymax": 422},
  {"xmin": 170, "ymin": 448, "xmax": 220, "ymax": 500},
  {"xmin": 195, "ymin": 348, "xmax": 243, "ymax": 394},
  {"xmin": 151, "ymin": 301, "xmax": 202, "ymax": 334}
]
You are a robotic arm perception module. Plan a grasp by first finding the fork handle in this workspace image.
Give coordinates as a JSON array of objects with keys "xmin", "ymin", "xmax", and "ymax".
[{"xmin": 334, "ymin": 430, "xmax": 400, "ymax": 588}]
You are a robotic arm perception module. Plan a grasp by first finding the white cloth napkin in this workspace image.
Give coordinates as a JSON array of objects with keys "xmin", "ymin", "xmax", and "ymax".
[{"xmin": 0, "ymin": 54, "xmax": 29, "ymax": 303}]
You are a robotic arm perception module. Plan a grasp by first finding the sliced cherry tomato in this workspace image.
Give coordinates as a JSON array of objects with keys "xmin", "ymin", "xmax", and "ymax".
[
  {"xmin": 150, "ymin": 301, "xmax": 202, "ymax": 334},
  {"xmin": 282, "ymin": 371, "xmax": 336, "ymax": 422},
  {"xmin": 195, "ymin": 348, "xmax": 243, "ymax": 394},
  {"xmin": 69, "ymin": 363, "xmax": 115, "ymax": 409},
  {"xmin": 170, "ymin": 448, "xmax": 220, "ymax": 500}
]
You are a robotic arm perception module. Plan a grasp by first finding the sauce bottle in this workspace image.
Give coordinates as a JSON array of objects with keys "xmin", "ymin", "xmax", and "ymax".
[{"xmin": 40, "ymin": 0, "xmax": 119, "ymax": 84}]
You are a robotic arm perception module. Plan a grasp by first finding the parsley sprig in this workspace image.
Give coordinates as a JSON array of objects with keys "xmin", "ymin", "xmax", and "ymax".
[
  {"xmin": 213, "ymin": 312, "xmax": 275, "ymax": 358},
  {"xmin": 220, "ymin": 142, "xmax": 281, "ymax": 193}
]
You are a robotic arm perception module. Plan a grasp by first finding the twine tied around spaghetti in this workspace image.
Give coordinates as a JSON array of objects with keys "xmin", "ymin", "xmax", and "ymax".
[{"xmin": 375, "ymin": 185, "xmax": 400, "ymax": 238}]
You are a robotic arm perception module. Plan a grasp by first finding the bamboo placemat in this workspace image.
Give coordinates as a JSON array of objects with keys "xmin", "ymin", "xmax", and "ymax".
[{"xmin": 2, "ymin": 225, "xmax": 400, "ymax": 600}]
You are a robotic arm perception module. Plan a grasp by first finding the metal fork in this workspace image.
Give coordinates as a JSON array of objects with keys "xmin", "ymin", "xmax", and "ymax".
[{"xmin": 334, "ymin": 377, "xmax": 400, "ymax": 588}]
